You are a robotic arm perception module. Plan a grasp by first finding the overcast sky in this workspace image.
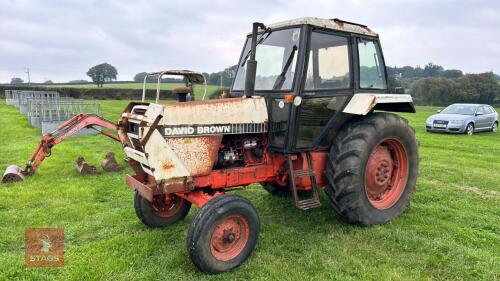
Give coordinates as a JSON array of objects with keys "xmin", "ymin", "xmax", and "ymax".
[{"xmin": 0, "ymin": 0, "xmax": 499, "ymax": 83}]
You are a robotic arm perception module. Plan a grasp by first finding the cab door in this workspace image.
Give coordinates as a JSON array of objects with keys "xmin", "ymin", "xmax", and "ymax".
[{"xmin": 292, "ymin": 30, "xmax": 354, "ymax": 150}]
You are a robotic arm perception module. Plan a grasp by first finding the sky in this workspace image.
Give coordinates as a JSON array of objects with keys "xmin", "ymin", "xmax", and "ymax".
[{"xmin": 0, "ymin": 0, "xmax": 499, "ymax": 83}]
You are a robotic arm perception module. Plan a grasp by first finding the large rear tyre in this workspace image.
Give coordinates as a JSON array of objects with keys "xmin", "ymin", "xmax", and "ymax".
[
  {"xmin": 187, "ymin": 195, "xmax": 259, "ymax": 274},
  {"xmin": 134, "ymin": 192, "xmax": 191, "ymax": 228},
  {"xmin": 324, "ymin": 113, "xmax": 419, "ymax": 226}
]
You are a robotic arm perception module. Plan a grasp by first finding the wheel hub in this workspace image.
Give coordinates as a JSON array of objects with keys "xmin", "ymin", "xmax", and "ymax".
[
  {"xmin": 366, "ymin": 145, "xmax": 394, "ymax": 195},
  {"xmin": 467, "ymin": 125, "xmax": 474, "ymax": 135},
  {"xmin": 223, "ymin": 229, "xmax": 236, "ymax": 243},
  {"xmin": 210, "ymin": 215, "xmax": 249, "ymax": 261},
  {"xmin": 365, "ymin": 139, "xmax": 409, "ymax": 209},
  {"xmin": 152, "ymin": 194, "xmax": 183, "ymax": 218}
]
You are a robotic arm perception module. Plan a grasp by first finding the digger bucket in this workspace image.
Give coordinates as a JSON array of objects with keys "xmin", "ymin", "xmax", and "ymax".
[
  {"xmin": 75, "ymin": 157, "xmax": 98, "ymax": 175},
  {"xmin": 101, "ymin": 152, "xmax": 123, "ymax": 172},
  {"xmin": 2, "ymin": 165, "xmax": 26, "ymax": 183}
]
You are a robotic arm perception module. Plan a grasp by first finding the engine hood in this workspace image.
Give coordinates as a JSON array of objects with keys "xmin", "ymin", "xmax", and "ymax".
[{"xmin": 119, "ymin": 97, "xmax": 270, "ymax": 181}]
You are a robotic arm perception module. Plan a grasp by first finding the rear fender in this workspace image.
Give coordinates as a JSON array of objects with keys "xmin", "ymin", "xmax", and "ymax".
[{"xmin": 343, "ymin": 94, "xmax": 415, "ymax": 115}]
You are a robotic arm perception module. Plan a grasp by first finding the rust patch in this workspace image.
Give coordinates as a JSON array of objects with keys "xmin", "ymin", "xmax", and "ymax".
[
  {"xmin": 125, "ymin": 174, "xmax": 153, "ymax": 201},
  {"xmin": 160, "ymin": 178, "xmax": 188, "ymax": 194},
  {"xmin": 166, "ymin": 135, "xmax": 222, "ymax": 177},
  {"xmin": 158, "ymin": 97, "xmax": 268, "ymax": 126},
  {"xmin": 162, "ymin": 162, "xmax": 174, "ymax": 170}
]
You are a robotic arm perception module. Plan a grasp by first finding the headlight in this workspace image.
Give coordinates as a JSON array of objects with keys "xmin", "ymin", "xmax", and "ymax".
[
  {"xmin": 426, "ymin": 119, "xmax": 433, "ymax": 125},
  {"xmin": 450, "ymin": 120, "xmax": 464, "ymax": 125}
]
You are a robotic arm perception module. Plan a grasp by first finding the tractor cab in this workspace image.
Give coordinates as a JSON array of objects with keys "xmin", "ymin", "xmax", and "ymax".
[{"xmin": 230, "ymin": 18, "xmax": 413, "ymax": 153}]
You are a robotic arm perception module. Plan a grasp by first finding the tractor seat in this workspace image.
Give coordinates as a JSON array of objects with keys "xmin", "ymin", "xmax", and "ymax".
[{"xmin": 172, "ymin": 87, "xmax": 192, "ymax": 102}]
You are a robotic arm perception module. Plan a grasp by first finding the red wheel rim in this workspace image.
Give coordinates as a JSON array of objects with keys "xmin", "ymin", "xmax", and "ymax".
[
  {"xmin": 152, "ymin": 194, "xmax": 183, "ymax": 218},
  {"xmin": 364, "ymin": 138, "xmax": 409, "ymax": 209},
  {"xmin": 210, "ymin": 214, "xmax": 250, "ymax": 261}
]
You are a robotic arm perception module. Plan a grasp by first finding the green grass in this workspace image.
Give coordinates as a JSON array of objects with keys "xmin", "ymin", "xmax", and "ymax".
[
  {"xmin": 0, "ymin": 101, "xmax": 499, "ymax": 280},
  {"xmin": 41, "ymin": 83, "xmax": 221, "ymax": 100}
]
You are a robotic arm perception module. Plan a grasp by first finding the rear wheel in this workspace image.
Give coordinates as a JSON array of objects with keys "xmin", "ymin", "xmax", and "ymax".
[
  {"xmin": 187, "ymin": 195, "xmax": 259, "ymax": 274},
  {"xmin": 134, "ymin": 192, "xmax": 191, "ymax": 228},
  {"xmin": 324, "ymin": 113, "xmax": 419, "ymax": 226},
  {"xmin": 465, "ymin": 123, "xmax": 474, "ymax": 135}
]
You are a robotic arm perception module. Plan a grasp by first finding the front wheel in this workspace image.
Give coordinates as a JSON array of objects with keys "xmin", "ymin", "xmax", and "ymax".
[
  {"xmin": 187, "ymin": 195, "xmax": 260, "ymax": 274},
  {"xmin": 465, "ymin": 123, "xmax": 474, "ymax": 135},
  {"xmin": 134, "ymin": 192, "xmax": 191, "ymax": 228},
  {"xmin": 324, "ymin": 113, "xmax": 419, "ymax": 226},
  {"xmin": 492, "ymin": 122, "xmax": 498, "ymax": 133}
]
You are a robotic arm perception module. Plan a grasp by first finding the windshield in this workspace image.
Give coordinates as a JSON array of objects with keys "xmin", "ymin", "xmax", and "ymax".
[
  {"xmin": 232, "ymin": 28, "xmax": 301, "ymax": 91},
  {"xmin": 441, "ymin": 104, "xmax": 477, "ymax": 115}
]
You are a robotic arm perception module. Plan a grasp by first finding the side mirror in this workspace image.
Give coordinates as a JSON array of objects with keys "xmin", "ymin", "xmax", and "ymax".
[
  {"xmin": 475, "ymin": 112, "xmax": 483, "ymax": 116},
  {"xmin": 436, "ymin": 110, "xmax": 441, "ymax": 113},
  {"xmin": 394, "ymin": 87, "xmax": 405, "ymax": 94}
]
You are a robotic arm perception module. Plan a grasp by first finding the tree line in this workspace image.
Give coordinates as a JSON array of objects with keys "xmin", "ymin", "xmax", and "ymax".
[
  {"xmin": 387, "ymin": 63, "xmax": 464, "ymax": 88},
  {"xmin": 8, "ymin": 61, "xmax": 499, "ymax": 106},
  {"xmin": 407, "ymin": 72, "xmax": 499, "ymax": 106},
  {"xmin": 388, "ymin": 63, "xmax": 500, "ymax": 106}
]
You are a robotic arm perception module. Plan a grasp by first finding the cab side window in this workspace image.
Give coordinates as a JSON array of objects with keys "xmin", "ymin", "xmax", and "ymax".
[
  {"xmin": 305, "ymin": 32, "xmax": 350, "ymax": 90},
  {"xmin": 358, "ymin": 39, "xmax": 387, "ymax": 89}
]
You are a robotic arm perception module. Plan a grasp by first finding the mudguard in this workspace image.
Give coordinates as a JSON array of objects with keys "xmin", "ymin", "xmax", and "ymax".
[{"xmin": 343, "ymin": 94, "xmax": 415, "ymax": 115}]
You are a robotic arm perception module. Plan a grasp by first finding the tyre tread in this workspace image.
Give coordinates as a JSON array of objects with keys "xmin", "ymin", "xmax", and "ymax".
[{"xmin": 324, "ymin": 112, "xmax": 419, "ymax": 226}]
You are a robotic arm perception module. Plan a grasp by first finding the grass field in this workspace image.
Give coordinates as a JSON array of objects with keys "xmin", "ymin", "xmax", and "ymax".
[
  {"xmin": 0, "ymin": 101, "xmax": 499, "ymax": 280},
  {"xmin": 41, "ymin": 83, "xmax": 221, "ymax": 100}
]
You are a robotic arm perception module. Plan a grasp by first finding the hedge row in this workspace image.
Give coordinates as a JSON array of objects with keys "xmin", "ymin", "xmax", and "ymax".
[{"xmin": 0, "ymin": 85, "xmax": 176, "ymax": 100}]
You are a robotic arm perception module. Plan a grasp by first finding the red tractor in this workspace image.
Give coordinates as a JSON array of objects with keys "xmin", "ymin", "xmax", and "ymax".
[{"xmin": 3, "ymin": 18, "xmax": 419, "ymax": 274}]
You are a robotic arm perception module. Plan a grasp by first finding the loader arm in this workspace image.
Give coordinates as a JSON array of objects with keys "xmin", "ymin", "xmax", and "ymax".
[{"xmin": 2, "ymin": 114, "xmax": 119, "ymax": 183}]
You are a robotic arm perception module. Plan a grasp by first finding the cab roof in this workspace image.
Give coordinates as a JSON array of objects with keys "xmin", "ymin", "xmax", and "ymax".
[{"xmin": 263, "ymin": 17, "xmax": 378, "ymax": 37}]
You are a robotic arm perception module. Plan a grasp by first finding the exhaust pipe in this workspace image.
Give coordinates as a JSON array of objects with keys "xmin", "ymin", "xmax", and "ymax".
[
  {"xmin": 244, "ymin": 22, "xmax": 266, "ymax": 98},
  {"xmin": 2, "ymin": 165, "xmax": 26, "ymax": 183}
]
